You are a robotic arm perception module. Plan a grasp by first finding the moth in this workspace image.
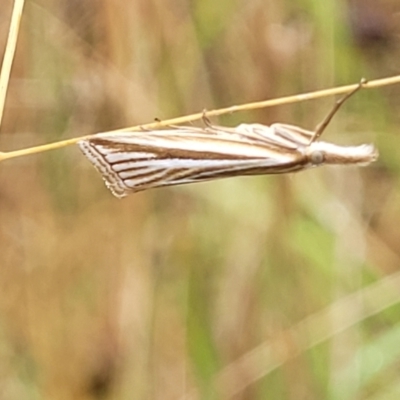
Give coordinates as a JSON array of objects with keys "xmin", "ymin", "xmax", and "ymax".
[{"xmin": 79, "ymin": 84, "xmax": 378, "ymax": 198}]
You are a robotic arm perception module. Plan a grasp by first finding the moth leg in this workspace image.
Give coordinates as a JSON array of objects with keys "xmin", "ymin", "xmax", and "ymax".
[
  {"xmin": 151, "ymin": 117, "xmax": 193, "ymax": 131},
  {"xmin": 138, "ymin": 117, "xmax": 164, "ymax": 131},
  {"xmin": 200, "ymin": 110, "xmax": 241, "ymax": 137},
  {"xmin": 199, "ymin": 109, "xmax": 227, "ymax": 135},
  {"xmin": 311, "ymin": 78, "xmax": 367, "ymax": 143},
  {"xmin": 201, "ymin": 109, "xmax": 214, "ymax": 128}
]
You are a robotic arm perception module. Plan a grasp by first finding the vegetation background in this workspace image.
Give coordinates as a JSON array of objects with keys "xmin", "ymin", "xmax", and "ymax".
[{"xmin": 0, "ymin": 0, "xmax": 400, "ymax": 399}]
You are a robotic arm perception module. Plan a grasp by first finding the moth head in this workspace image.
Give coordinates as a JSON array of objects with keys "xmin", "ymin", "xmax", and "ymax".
[{"xmin": 307, "ymin": 142, "xmax": 378, "ymax": 166}]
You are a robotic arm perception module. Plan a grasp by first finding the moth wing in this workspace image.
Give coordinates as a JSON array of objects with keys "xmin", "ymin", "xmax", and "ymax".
[
  {"xmin": 235, "ymin": 123, "xmax": 314, "ymax": 149},
  {"xmin": 79, "ymin": 130, "xmax": 304, "ymax": 197}
]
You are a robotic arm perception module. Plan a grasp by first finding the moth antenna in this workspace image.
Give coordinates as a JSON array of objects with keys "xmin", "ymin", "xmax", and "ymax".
[{"xmin": 311, "ymin": 78, "xmax": 367, "ymax": 143}]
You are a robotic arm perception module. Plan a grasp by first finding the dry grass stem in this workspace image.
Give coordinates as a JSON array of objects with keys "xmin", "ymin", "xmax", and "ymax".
[
  {"xmin": 1, "ymin": 74, "xmax": 400, "ymax": 163},
  {"xmin": 0, "ymin": 0, "xmax": 25, "ymax": 128}
]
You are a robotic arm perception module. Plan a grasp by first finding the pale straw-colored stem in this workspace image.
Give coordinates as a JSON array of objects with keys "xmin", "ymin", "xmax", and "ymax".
[
  {"xmin": 0, "ymin": 0, "xmax": 25, "ymax": 129},
  {"xmin": 1, "ymin": 74, "xmax": 400, "ymax": 162}
]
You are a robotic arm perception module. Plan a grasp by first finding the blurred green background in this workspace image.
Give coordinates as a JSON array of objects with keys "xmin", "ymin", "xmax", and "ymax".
[{"xmin": 1, "ymin": 0, "xmax": 400, "ymax": 399}]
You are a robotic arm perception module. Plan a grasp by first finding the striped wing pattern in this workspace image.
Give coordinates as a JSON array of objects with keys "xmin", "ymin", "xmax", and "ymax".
[
  {"xmin": 79, "ymin": 123, "xmax": 378, "ymax": 198},
  {"xmin": 79, "ymin": 124, "xmax": 312, "ymax": 197}
]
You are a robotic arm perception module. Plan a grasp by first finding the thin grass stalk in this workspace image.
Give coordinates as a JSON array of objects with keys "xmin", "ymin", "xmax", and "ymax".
[
  {"xmin": 0, "ymin": 74, "xmax": 400, "ymax": 162},
  {"xmin": 0, "ymin": 0, "xmax": 25, "ymax": 128}
]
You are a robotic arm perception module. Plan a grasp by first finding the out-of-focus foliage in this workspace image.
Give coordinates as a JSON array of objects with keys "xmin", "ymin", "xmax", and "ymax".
[{"xmin": 0, "ymin": 0, "xmax": 400, "ymax": 399}]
